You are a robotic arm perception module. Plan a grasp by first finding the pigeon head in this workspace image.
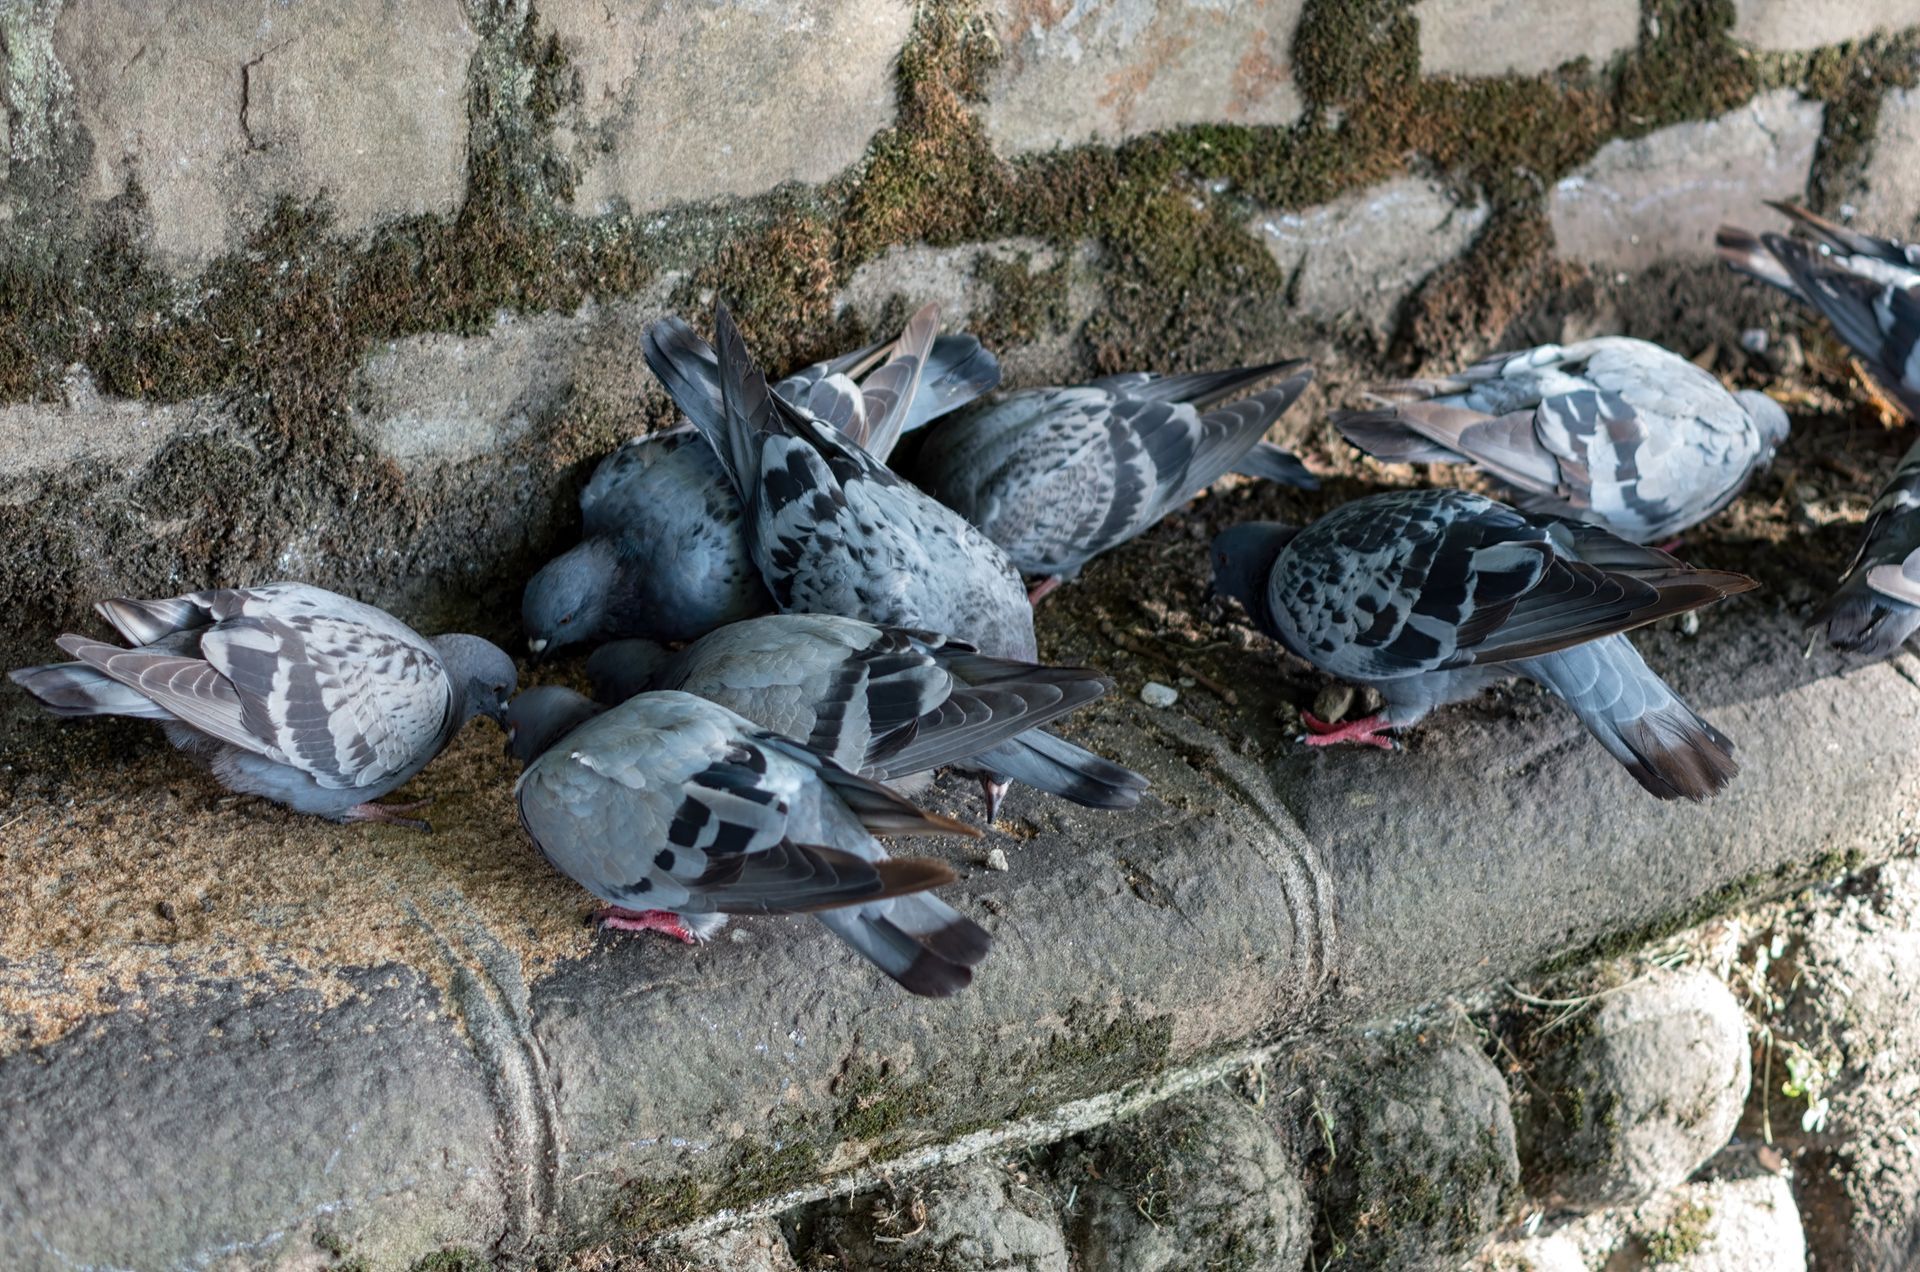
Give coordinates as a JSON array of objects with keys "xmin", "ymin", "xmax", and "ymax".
[
  {"xmin": 1210, "ymin": 522, "xmax": 1299, "ymax": 630},
  {"xmin": 522, "ymin": 538, "xmax": 619, "ymax": 658},
  {"xmin": 502, "ymin": 685, "xmax": 602, "ymax": 768},
  {"xmin": 431, "ymin": 634, "xmax": 519, "ymax": 724},
  {"xmin": 585, "ymin": 638, "xmax": 674, "ymax": 705},
  {"xmin": 1736, "ymin": 389, "xmax": 1791, "ymax": 456}
]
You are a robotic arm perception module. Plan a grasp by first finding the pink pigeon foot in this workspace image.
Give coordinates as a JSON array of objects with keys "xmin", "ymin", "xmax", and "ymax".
[
  {"xmin": 592, "ymin": 906, "xmax": 702, "ymax": 945},
  {"xmin": 1299, "ymin": 711, "xmax": 1396, "ymax": 750},
  {"xmin": 981, "ymin": 776, "xmax": 1011, "ymax": 824},
  {"xmin": 342, "ymin": 797, "xmax": 434, "ymax": 831},
  {"xmin": 1027, "ymin": 575, "xmax": 1065, "ymax": 606}
]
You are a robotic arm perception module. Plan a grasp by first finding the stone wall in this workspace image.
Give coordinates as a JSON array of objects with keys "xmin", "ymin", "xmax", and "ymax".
[{"xmin": 4, "ymin": 1, "xmax": 1920, "ymax": 1268}]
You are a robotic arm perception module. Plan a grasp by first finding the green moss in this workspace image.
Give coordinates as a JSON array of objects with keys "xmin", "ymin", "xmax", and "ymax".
[
  {"xmin": 1616, "ymin": 0, "xmax": 1755, "ymax": 133},
  {"xmin": 1644, "ymin": 1198, "xmax": 1715, "ymax": 1264},
  {"xmin": 406, "ymin": 1250, "xmax": 492, "ymax": 1272},
  {"xmin": 833, "ymin": 1058, "xmax": 945, "ymax": 1142},
  {"xmin": 1534, "ymin": 848, "xmax": 1867, "ymax": 978},
  {"xmin": 1292, "ymin": 0, "xmax": 1418, "ymax": 110},
  {"xmin": 970, "ymin": 249, "xmax": 1070, "ymax": 349},
  {"xmin": 616, "ymin": 1174, "xmax": 705, "ymax": 1238},
  {"xmin": 1791, "ymin": 30, "xmax": 1920, "ymax": 212}
]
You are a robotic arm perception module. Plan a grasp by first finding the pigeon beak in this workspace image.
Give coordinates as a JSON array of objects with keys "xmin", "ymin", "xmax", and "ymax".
[{"xmin": 527, "ymin": 637, "xmax": 549, "ymax": 663}]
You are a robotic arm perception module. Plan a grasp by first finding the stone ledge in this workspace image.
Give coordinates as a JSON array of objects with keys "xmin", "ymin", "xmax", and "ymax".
[{"xmin": 2, "ymin": 598, "xmax": 1915, "ymax": 1267}]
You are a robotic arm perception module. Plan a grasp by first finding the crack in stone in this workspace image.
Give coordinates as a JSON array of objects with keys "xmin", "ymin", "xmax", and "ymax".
[
  {"xmin": 404, "ymin": 896, "xmax": 565, "ymax": 1253},
  {"xmin": 1149, "ymin": 711, "xmax": 1338, "ymax": 1009}
]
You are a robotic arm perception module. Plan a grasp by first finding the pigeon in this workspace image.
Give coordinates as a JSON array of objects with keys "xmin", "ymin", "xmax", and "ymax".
[
  {"xmin": 1332, "ymin": 338, "xmax": 1789, "ymax": 545},
  {"xmin": 524, "ymin": 428, "xmax": 774, "ymax": 653},
  {"xmin": 771, "ymin": 303, "xmax": 1003, "ymax": 463},
  {"xmin": 1718, "ymin": 202, "xmax": 1920, "ymax": 419},
  {"xmin": 524, "ymin": 307, "xmax": 1000, "ymax": 656},
  {"xmin": 584, "ymin": 614, "xmax": 1148, "ymax": 819},
  {"xmin": 10, "ymin": 583, "xmax": 517, "ymax": 827},
  {"xmin": 1210, "ymin": 489, "xmax": 1757, "ymax": 800},
  {"xmin": 913, "ymin": 361, "xmax": 1317, "ymax": 602},
  {"xmin": 506, "ymin": 685, "xmax": 992, "ymax": 996},
  {"xmin": 644, "ymin": 304, "xmax": 1038, "ymax": 661},
  {"xmin": 1810, "ymin": 436, "xmax": 1920, "ymax": 657}
]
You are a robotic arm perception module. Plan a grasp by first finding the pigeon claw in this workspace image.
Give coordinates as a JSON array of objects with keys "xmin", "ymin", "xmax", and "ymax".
[
  {"xmin": 343, "ymin": 798, "xmax": 435, "ymax": 831},
  {"xmin": 980, "ymin": 777, "xmax": 1011, "ymax": 825},
  {"xmin": 593, "ymin": 906, "xmax": 702, "ymax": 946},
  {"xmin": 1027, "ymin": 575, "xmax": 1065, "ymax": 606},
  {"xmin": 1299, "ymin": 711, "xmax": 1395, "ymax": 751}
]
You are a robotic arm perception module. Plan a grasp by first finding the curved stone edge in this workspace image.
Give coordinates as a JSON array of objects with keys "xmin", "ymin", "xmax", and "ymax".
[{"xmin": 1, "ymin": 603, "xmax": 1916, "ymax": 1268}]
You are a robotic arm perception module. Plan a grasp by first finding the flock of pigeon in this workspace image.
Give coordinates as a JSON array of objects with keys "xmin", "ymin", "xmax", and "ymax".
[{"xmin": 12, "ymin": 201, "xmax": 1920, "ymax": 996}]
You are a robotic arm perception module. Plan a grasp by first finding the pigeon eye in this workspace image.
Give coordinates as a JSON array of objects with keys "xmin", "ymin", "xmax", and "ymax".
[{"xmin": 559, "ymin": 614, "xmax": 573, "ymax": 626}]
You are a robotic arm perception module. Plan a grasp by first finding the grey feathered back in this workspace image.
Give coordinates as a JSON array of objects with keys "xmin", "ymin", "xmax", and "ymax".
[
  {"xmin": 582, "ymin": 614, "xmax": 1145, "ymax": 810},
  {"xmin": 645, "ymin": 305, "xmax": 1038, "ymax": 661},
  {"xmin": 915, "ymin": 361, "xmax": 1316, "ymax": 579},
  {"xmin": 1718, "ymin": 202, "xmax": 1920, "ymax": 420},
  {"xmin": 512, "ymin": 688, "xmax": 991, "ymax": 996},
  {"xmin": 1332, "ymin": 338, "xmax": 1784, "ymax": 544},
  {"xmin": 1214, "ymin": 490, "xmax": 1755, "ymax": 800},
  {"xmin": 1812, "ymin": 437, "xmax": 1920, "ymax": 657},
  {"xmin": 11, "ymin": 584, "xmax": 513, "ymax": 819}
]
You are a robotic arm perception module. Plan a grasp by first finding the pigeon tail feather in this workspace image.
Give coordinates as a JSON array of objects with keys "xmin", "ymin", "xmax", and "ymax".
[
  {"xmin": 1715, "ymin": 224, "xmax": 1801, "ymax": 296},
  {"xmin": 976, "ymin": 728, "xmax": 1149, "ymax": 810},
  {"xmin": 1523, "ymin": 638, "xmax": 1736, "ymax": 801},
  {"xmin": 1812, "ymin": 576, "xmax": 1920, "ymax": 658},
  {"xmin": 815, "ymin": 892, "xmax": 989, "ymax": 997},
  {"xmin": 9, "ymin": 661, "xmax": 176, "ymax": 719},
  {"xmin": 1231, "ymin": 441, "xmax": 1321, "ymax": 489}
]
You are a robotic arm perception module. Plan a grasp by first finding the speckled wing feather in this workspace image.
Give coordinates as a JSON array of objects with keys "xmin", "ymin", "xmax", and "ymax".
[
  {"xmin": 1335, "ymin": 337, "xmax": 1780, "ymax": 543},
  {"xmin": 590, "ymin": 615, "xmax": 1137, "ymax": 810},
  {"xmin": 917, "ymin": 367, "xmax": 1313, "ymax": 577},
  {"xmin": 1755, "ymin": 230, "xmax": 1920, "ymax": 421},
  {"xmin": 513, "ymin": 690, "xmax": 987, "ymax": 995},
  {"xmin": 1268, "ymin": 490, "xmax": 1754, "ymax": 679},
  {"xmin": 1814, "ymin": 436, "xmax": 1920, "ymax": 655},
  {"xmin": 648, "ymin": 307, "xmax": 1036, "ymax": 661},
  {"xmin": 58, "ymin": 584, "xmax": 452, "ymax": 790}
]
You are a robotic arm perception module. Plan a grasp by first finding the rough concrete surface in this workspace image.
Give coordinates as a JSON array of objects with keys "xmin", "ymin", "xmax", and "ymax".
[
  {"xmin": 3, "ymin": 600, "xmax": 1915, "ymax": 1267},
  {"xmin": 547, "ymin": 0, "xmax": 916, "ymax": 214},
  {"xmin": 1415, "ymin": 0, "xmax": 1640, "ymax": 78},
  {"xmin": 980, "ymin": 0, "xmax": 1307, "ymax": 153},
  {"xmin": 1550, "ymin": 90, "xmax": 1825, "ymax": 272},
  {"xmin": 1852, "ymin": 86, "xmax": 1920, "ymax": 238},
  {"xmin": 1249, "ymin": 177, "xmax": 1489, "ymax": 332},
  {"xmin": 53, "ymin": 0, "xmax": 477, "ymax": 268},
  {"xmin": 1732, "ymin": 0, "xmax": 1920, "ymax": 51}
]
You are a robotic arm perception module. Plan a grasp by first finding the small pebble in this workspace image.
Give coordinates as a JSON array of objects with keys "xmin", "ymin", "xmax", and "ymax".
[
  {"xmin": 1313, "ymin": 682, "xmax": 1355, "ymax": 724},
  {"xmin": 984, "ymin": 848, "xmax": 1010, "ymax": 872},
  {"xmin": 1739, "ymin": 327, "xmax": 1769, "ymax": 354},
  {"xmin": 1358, "ymin": 686, "xmax": 1384, "ymax": 715},
  {"xmin": 1140, "ymin": 681, "xmax": 1179, "ymax": 708}
]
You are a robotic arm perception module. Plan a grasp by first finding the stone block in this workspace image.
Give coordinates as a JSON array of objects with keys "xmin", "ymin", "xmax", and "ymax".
[
  {"xmin": 979, "ymin": 0, "xmax": 1307, "ymax": 154},
  {"xmin": 1248, "ymin": 175, "xmax": 1488, "ymax": 330},
  {"xmin": 53, "ymin": 0, "xmax": 477, "ymax": 270},
  {"xmin": 1550, "ymin": 89, "xmax": 1823, "ymax": 271},
  {"xmin": 836, "ymin": 238, "xmax": 1105, "ymax": 385},
  {"xmin": 1732, "ymin": 0, "xmax": 1920, "ymax": 51},
  {"xmin": 545, "ymin": 0, "xmax": 914, "ymax": 214},
  {"xmin": 1417, "ymin": 0, "xmax": 1639, "ymax": 77},
  {"xmin": 1518, "ymin": 969, "xmax": 1751, "ymax": 1211},
  {"xmin": 1854, "ymin": 86, "xmax": 1920, "ymax": 238}
]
